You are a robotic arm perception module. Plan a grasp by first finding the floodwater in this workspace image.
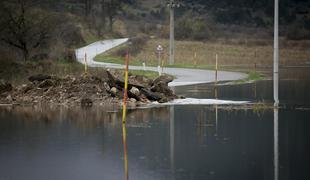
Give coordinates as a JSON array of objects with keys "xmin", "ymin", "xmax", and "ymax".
[{"xmin": 0, "ymin": 79, "xmax": 309, "ymax": 180}]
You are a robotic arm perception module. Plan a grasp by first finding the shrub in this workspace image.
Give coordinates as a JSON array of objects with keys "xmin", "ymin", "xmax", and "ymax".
[{"xmin": 175, "ymin": 16, "xmax": 213, "ymax": 40}]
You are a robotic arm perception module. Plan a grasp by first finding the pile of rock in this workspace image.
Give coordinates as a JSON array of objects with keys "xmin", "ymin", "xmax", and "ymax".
[{"xmin": 0, "ymin": 70, "xmax": 179, "ymax": 106}]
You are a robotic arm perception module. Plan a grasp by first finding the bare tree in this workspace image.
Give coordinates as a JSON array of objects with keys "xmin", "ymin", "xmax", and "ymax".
[{"xmin": 0, "ymin": 0, "xmax": 51, "ymax": 61}]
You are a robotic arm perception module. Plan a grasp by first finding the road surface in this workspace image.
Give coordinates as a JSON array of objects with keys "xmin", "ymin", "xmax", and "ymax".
[{"xmin": 75, "ymin": 38, "xmax": 247, "ymax": 87}]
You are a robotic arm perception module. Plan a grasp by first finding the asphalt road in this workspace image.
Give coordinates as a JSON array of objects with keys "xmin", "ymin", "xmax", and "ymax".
[{"xmin": 75, "ymin": 38, "xmax": 247, "ymax": 87}]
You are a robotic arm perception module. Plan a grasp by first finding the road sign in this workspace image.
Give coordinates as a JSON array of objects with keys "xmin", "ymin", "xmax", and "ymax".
[{"xmin": 157, "ymin": 45, "xmax": 163, "ymax": 53}]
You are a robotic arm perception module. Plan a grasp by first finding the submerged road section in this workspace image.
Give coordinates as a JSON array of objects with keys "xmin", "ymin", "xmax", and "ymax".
[{"xmin": 75, "ymin": 38, "xmax": 247, "ymax": 87}]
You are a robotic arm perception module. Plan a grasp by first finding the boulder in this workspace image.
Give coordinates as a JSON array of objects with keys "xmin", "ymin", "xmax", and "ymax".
[
  {"xmin": 130, "ymin": 87, "xmax": 140, "ymax": 96},
  {"xmin": 106, "ymin": 70, "xmax": 145, "ymax": 90},
  {"xmin": 158, "ymin": 97, "xmax": 169, "ymax": 103},
  {"xmin": 28, "ymin": 74, "xmax": 51, "ymax": 82},
  {"xmin": 127, "ymin": 98, "xmax": 137, "ymax": 107},
  {"xmin": 152, "ymin": 74, "xmax": 174, "ymax": 85},
  {"xmin": 151, "ymin": 82, "xmax": 173, "ymax": 96},
  {"xmin": 110, "ymin": 87, "xmax": 118, "ymax": 97},
  {"xmin": 5, "ymin": 95, "xmax": 13, "ymax": 103},
  {"xmin": 140, "ymin": 88, "xmax": 161, "ymax": 101},
  {"xmin": 127, "ymin": 90, "xmax": 141, "ymax": 101},
  {"xmin": 129, "ymin": 75, "xmax": 152, "ymax": 88},
  {"xmin": 0, "ymin": 80, "xmax": 12, "ymax": 94}
]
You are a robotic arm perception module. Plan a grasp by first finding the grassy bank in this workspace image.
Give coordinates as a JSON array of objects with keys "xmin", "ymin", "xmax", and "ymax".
[{"xmin": 95, "ymin": 38, "xmax": 310, "ymax": 69}]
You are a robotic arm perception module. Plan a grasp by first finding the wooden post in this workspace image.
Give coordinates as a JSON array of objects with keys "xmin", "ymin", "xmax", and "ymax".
[
  {"xmin": 122, "ymin": 50, "xmax": 129, "ymax": 180},
  {"xmin": 194, "ymin": 52, "xmax": 197, "ymax": 68}
]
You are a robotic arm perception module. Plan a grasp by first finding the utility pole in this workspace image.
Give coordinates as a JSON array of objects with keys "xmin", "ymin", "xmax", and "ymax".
[
  {"xmin": 167, "ymin": 0, "xmax": 179, "ymax": 65},
  {"xmin": 274, "ymin": 0, "xmax": 279, "ymax": 106}
]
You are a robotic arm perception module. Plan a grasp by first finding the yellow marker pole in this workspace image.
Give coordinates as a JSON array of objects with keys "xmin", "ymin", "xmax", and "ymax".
[
  {"xmin": 122, "ymin": 50, "xmax": 129, "ymax": 180},
  {"xmin": 84, "ymin": 53, "xmax": 88, "ymax": 75}
]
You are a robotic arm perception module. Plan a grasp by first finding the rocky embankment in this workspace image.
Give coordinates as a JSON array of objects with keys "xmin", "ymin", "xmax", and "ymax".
[{"xmin": 0, "ymin": 70, "xmax": 179, "ymax": 106}]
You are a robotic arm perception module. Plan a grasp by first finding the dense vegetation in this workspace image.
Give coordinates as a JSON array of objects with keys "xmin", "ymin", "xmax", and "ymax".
[{"xmin": 0, "ymin": 0, "xmax": 309, "ymax": 63}]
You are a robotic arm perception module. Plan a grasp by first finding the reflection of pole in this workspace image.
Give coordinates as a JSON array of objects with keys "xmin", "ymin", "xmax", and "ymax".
[
  {"xmin": 215, "ymin": 54, "xmax": 218, "ymax": 83},
  {"xmin": 254, "ymin": 82, "xmax": 257, "ymax": 98},
  {"xmin": 170, "ymin": 106, "xmax": 175, "ymax": 172},
  {"xmin": 122, "ymin": 51, "xmax": 129, "ymax": 180},
  {"xmin": 274, "ymin": 107, "xmax": 279, "ymax": 180},
  {"xmin": 169, "ymin": 0, "xmax": 175, "ymax": 65},
  {"xmin": 215, "ymin": 105, "xmax": 218, "ymax": 136},
  {"xmin": 274, "ymin": 0, "xmax": 279, "ymax": 106},
  {"xmin": 214, "ymin": 54, "xmax": 218, "ymax": 99}
]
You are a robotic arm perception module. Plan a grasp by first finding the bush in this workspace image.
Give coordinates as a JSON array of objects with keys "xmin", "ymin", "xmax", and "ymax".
[
  {"xmin": 112, "ymin": 35, "xmax": 149, "ymax": 57},
  {"xmin": 286, "ymin": 24, "xmax": 310, "ymax": 40},
  {"xmin": 175, "ymin": 16, "xmax": 213, "ymax": 40}
]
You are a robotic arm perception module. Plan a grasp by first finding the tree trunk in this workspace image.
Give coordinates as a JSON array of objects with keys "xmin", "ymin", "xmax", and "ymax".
[
  {"xmin": 23, "ymin": 49, "xmax": 29, "ymax": 61},
  {"xmin": 109, "ymin": 15, "xmax": 113, "ymax": 31}
]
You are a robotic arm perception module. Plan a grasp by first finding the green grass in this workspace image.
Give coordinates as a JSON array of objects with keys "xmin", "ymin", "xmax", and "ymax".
[
  {"xmin": 95, "ymin": 53, "xmax": 217, "ymax": 70},
  {"xmin": 165, "ymin": 63, "xmax": 215, "ymax": 70},
  {"xmin": 234, "ymin": 71, "xmax": 265, "ymax": 84},
  {"xmin": 95, "ymin": 54, "xmax": 143, "ymax": 66}
]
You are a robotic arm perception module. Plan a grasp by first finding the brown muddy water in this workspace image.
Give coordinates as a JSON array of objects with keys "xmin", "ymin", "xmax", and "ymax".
[{"xmin": 0, "ymin": 78, "xmax": 309, "ymax": 180}]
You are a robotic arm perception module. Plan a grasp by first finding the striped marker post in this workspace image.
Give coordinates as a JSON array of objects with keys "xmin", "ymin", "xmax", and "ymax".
[{"xmin": 122, "ymin": 51, "xmax": 129, "ymax": 180}]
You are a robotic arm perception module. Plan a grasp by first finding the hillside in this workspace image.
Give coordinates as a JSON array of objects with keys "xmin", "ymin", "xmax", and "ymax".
[{"xmin": 123, "ymin": 0, "xmax": 310, "ymax": 40}]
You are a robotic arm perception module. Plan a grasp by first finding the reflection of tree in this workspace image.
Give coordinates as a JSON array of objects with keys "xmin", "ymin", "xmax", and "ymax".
[
  {"xmin": 0, "ymin": 105, "xmax": 171, "ymax": 131},
  {"xmin": 196, "ymin": 107, "xmax": 217, "ymax": 145}
]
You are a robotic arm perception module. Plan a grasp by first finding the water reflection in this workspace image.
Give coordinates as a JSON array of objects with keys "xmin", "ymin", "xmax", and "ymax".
[
  {"xmin": 170, "ymin": 106, "xmax": 175, "ymax": 176},
  {"xmin": 0, "ymin": 105, "xmax": 309, "ymax": 180},
  {"xmin": 175, "ymin": 80, "xmax": 310, "ymax": 105},
  {"xmin": 274, "ymin": 107, "xmax": 279, "ymax": 180}
]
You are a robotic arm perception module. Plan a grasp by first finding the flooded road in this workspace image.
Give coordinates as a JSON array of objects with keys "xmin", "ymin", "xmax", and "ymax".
[{"xmin": 0, "ymin": 80, "xmax": 309, "ymax": 180}]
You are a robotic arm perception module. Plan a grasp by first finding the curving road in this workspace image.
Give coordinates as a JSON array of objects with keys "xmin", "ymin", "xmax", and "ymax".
[{"xmin": 75, "ymin": 38, "xmax": 247, "ymax": 87}]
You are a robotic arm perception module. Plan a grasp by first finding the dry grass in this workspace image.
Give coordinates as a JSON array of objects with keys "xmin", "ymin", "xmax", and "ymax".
[{"xmin": 133, "ymin": 38, "xmax": 310, "ymax": 68}]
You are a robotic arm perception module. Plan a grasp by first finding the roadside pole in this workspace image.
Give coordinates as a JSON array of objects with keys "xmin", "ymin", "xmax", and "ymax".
[
  {"xmin": 168, "ymin": 0, "xmax": 180, "ymax": 65},
  {"xmin": 169, "ymin": 0, "xmax": 175, "ymax": 65},
  {"xmin": 274, "ymin": 0, "xmax": 279, "ymax": 106}
]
